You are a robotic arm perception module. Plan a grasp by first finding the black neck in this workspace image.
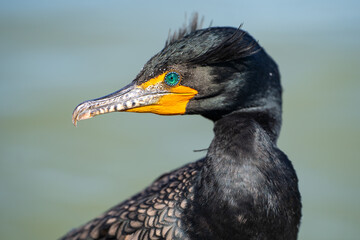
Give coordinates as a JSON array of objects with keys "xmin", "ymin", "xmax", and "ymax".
[
  {"xmin": 203, "ymin": 113, "xmax": 276, "ymax": 204},
  {"xmin": 202, "ymin": 103, "xmax": 282, "ymax": 144},
  {"xmin": 187, "ymin": 112, "xmax": 300, "ymax": 239},
  {"xmin": 233, "ymin": 104, "xmax": 282, "ymax": 143}
]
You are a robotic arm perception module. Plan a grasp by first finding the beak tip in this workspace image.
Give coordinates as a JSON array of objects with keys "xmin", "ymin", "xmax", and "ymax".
[
  {"xmin": 72, "ymin": 109, "xmax": 78, "ymax": 126},
  {"xmin": 72, "ymin": 102, "xmax": 89, "ymax": 127},
  {"xmin": 72, "ymin": 113, "xmax": 78, "ymax": 127},
  {"xmin": 72, "ymin": 108, "xmax": 93, "ymax": 127}
]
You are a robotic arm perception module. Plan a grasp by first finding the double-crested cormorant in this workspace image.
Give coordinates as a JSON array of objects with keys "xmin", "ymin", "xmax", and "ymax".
[{"xmin": 62, "ymin": 17, "xmax": 301, "ymax": 240}]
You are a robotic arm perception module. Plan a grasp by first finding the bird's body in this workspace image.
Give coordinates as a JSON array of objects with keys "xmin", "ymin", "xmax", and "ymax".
[{"xmin": 62, "ymin": 17, "xmax": 301, "ymax": 240}]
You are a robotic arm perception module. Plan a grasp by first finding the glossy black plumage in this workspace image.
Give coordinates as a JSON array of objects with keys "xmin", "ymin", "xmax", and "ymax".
[{"xmin": 62, "ymin": 17, "xmax": 301, "ymax": 240}]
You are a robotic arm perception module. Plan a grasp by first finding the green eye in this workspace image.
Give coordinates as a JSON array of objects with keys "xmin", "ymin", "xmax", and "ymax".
[{"xmin": 164, "ymin": 72, "xmax": 180, "ymax": 86}]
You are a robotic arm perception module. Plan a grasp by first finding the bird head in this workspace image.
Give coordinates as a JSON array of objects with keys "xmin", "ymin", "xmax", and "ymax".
[{"xmin": 72, "ymin": 24, "xmax": 282, "ymax": 139}]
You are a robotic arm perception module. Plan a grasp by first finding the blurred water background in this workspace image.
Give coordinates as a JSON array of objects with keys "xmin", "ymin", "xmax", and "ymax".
[{"xmin": 1, "ymin": 1, "xmax": 359, "ymax": 239}]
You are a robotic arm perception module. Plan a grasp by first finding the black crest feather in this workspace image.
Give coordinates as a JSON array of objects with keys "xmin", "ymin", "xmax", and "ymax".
[
  {"xmin": 189, "ymin": 26, "xmax": 261, "ymax": 64},
  {"xmin": 165, "ymin": 13, "xmax": 204, "ymax": 47},
  {"xmin": 165, "ymin": 14, "xmax": 260, "ymax": 65}
]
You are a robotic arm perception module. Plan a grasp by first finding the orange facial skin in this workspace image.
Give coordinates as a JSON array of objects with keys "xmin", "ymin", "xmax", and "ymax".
[{"xmin": 126, "ymin": 71, "xmax": 198, "ymax": 115}]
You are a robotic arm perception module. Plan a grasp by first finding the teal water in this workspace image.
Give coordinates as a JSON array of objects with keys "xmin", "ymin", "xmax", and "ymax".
[{"xmin": 1, "ymin": 1, "xmax": 360, "ymax": 239}]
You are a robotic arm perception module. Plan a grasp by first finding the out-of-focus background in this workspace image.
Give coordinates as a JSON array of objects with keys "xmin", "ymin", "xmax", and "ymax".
[{"xmin": 1, "ymin": 1, "xmax": 359, "ymax": 239}]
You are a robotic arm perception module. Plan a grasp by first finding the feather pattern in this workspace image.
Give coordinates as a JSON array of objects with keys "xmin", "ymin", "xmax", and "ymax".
[{"xmin": 61, "ymin": 161, "xmax": 203, "ymax": 240}]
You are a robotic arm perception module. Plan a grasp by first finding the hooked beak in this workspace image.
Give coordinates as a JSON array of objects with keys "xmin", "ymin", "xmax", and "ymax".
[
  {"xmin": 72, "ymin": 72, "xmax": 198, "ymax": 126},
  {"xmin": 72, "ymin": 82, "xmax": 139, "ymax": 126}
]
